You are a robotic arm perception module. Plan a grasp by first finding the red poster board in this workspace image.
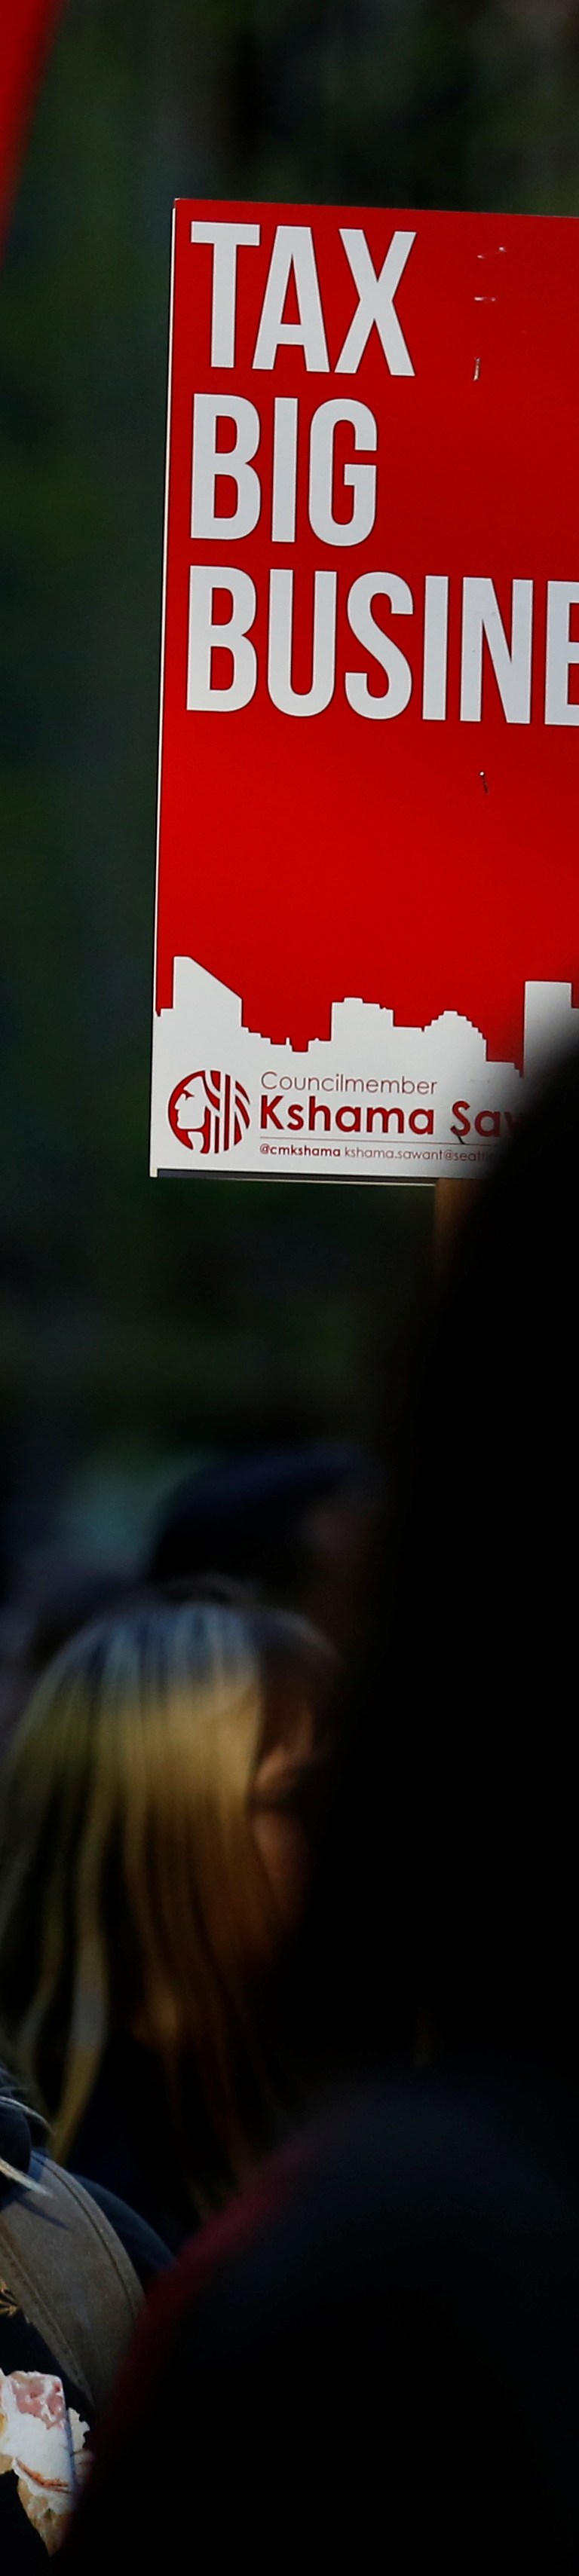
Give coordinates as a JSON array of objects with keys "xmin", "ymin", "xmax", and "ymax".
[{"xmin": 151, "ymin": 200, "xmax": 579, "ymax": 1179}]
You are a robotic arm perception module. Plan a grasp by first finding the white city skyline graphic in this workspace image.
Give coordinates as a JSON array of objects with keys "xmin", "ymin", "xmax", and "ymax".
[{"xmin": 150, "ymin": 956, "xmax": 578, "ymax": 1178}]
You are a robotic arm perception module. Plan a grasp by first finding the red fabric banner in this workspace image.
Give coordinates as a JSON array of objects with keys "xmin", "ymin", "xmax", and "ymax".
[{"xmin": 0, "ymin": 0, "xmax": 65, "ymax": 251}]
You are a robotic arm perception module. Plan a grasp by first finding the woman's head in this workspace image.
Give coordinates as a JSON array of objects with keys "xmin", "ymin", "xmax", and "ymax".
[{"xmin": 0, "ymin": 1598, "xmax": 334, "ymax": 2196}]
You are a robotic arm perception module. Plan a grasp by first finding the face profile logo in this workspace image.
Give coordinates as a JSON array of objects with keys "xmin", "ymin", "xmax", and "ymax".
[{"xmin": 168, "ymin": 1069, "xmax": 250, "ymax": 1156}]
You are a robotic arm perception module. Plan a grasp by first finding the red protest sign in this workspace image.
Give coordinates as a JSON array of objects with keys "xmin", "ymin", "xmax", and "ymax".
[{"xmin": 151, "ymin": 200, "xmax": 579, "ymax": 1180}]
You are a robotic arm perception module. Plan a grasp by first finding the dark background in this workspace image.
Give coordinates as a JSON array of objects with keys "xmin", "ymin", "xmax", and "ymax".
[{"xmin": 2, "ymin": 0, "xmax": 577, "ymax": 1594}]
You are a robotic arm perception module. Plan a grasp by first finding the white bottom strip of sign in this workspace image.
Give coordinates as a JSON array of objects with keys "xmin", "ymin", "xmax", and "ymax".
[{"xmin": 150, "ymin": 957, "xmax": 576, "ymax": 1178}]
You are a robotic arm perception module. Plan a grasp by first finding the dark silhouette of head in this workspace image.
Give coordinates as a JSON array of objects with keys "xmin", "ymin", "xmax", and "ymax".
[
  {"xmin": 146, "ymin": 1441, "xmax": 378, "ymax": 1654},
  {"xmin": 296, "ymin": 1044, "xmax": 579, "ymax": 2082}
]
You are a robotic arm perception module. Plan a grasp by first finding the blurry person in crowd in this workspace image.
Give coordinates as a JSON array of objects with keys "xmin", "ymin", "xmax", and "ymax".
[
  {"xmin": 1, "ymin": 2061, "xmax": 170, "ymax": 2566},
  {"xmin": 146, "ymin": 1440, "xmax": 379, "ymax": 1656},
  {"xmin": 0, "ymin": 1599, "xmax": 335, "ymax": 2253},
  {"xmin": 60, "ymin": 1047, "xmax": 579, "ymax": 2570},
  {"xmin": 0, "ymin": 1443, "xmax": 376, "ymax": 1762}
]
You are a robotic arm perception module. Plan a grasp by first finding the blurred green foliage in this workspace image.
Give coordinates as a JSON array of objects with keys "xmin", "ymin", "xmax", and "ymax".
[{"xmin": 2, "ymin": 0, "xmax": 579, "ymax": 1558}]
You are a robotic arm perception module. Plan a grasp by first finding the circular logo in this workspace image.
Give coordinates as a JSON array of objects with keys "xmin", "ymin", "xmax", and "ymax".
[{"xmin": 167, "ymin": 1069, "xmax": 250, "ymax": 1155}]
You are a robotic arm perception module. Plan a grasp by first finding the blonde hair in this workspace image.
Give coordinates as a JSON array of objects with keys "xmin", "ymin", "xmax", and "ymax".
[{"xmin": 0, "ymin": 1600, "xmax": 329, "ymax": 2211}]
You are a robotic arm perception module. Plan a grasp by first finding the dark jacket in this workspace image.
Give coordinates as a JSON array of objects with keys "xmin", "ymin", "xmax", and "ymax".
[
  {"xmin": 69, "ymin": 2034, "xmax": 200, "ymax": 2254},
  {"xmin": 61, "ymin": 2060, "xmax": 579, "ymax": 2570}
]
